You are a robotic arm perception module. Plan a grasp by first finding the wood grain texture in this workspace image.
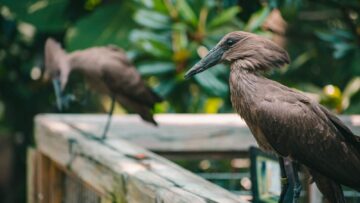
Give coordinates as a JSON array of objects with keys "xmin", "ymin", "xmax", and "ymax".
[
  {"xmin": 27, "ymin": 148, "xmax": 37, "ymax": 203},
  {"xmin": 34, "ymin": 114, "xmax": 255, "ymax": 203}
]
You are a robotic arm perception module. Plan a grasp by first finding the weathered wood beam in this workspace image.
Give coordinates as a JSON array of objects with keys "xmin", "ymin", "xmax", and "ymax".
[
  {"xmin": 36, "ymin": 114, "xmax": 360, "ymax": 153},
  {"xmin": 35, "ymin": 114, "xmax": 250, "ymax": 203}
]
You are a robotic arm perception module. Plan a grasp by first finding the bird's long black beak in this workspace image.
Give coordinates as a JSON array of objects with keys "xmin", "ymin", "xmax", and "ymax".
[
  {"xmin": 184, "ymin": 46, "xmax": 224, "ymax": 79},
  {"xmin": 52, "ymin": 78, "xmax": 63, "ymax": 111}
]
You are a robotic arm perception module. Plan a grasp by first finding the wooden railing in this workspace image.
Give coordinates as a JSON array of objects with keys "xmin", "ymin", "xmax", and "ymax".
[
  {"xmin": 28, "ymin": 114, "xmax": 360, "ymax": 203},
  {"xmin": 29, "ymin": 114, "xmax": 256, "ymax": 203}
]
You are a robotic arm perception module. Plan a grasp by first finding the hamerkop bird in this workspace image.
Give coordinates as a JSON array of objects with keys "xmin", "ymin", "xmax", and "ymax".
[
  {"xmin": 44, "ymin": 38, "xmax": 162, "ymax": 139},
  {"xmin": 185, "ymin": 31, "xmax": 360, "ymax": 203}
]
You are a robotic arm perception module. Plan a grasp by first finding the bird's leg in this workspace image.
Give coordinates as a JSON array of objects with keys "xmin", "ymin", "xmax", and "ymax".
[
  {"xmin": 279, "ymin": 157, "xmax": 299, "ymax": 203},
  {"xmin": 52, "ymin": 78, "xmax": 75, "ymax": 111},
  {"xmin": 279, "ymin": 157, "xmax": 290, "ymax": 203},
  {"xmin": 292, "ymin": 162, "xmax": 302, "ymax": 203},
  {"xmin": 101, "ymin": 96, "xmax": 115, "ymax": 140},
  {"xmin": 52, "ymin": 78, "xmax": 64, "ymax": 111}
]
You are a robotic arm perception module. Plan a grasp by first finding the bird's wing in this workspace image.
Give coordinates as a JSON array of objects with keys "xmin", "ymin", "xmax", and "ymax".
[
  {"xmin": 309, "ymin": 168, "xmax": 346, "ymax": 203},
  {"xmin": 319, "ymin": 105, "xmax": 360, "ymax": 153},
  {"xmin": 255, "ymin": 89, "xmax": 360, "ymax": 189},
  {"xmin": 100, "ymin": 47, "xmax": 162, "ymax": 109}
]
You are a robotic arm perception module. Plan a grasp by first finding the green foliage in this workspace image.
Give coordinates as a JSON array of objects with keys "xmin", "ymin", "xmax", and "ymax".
[
  {"xmin": 0, "ymin": 0, "xmax": 359, "ymax": 201},
  {"xmin": 65, "ymin": 2, "xmax": 135, "ymax": 51},
  {"xmin": 270, "ymin": 0, "xmax": 360, "ymax": 113},
  {"xmin": 1, "ymin": 0, "xmax": 69, "ymax": 32},
  {"xmin": 130, "ymin": 0, "xmax": 272, "ymax": 113}
]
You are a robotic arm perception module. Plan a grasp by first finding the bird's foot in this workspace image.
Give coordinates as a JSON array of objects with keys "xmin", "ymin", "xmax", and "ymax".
[
  {"xmin": 279, "ymin": 177, "xmax": 289, "ymax": 203},
  {"xmin": 66, "ymin": 138, "xmax": 78, "ymax": 170}
]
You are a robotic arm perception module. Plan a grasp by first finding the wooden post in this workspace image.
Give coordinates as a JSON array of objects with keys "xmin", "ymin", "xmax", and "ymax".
[{"xmin": 27, "ymin": 148, "xmax": 37, "ymax": 203}]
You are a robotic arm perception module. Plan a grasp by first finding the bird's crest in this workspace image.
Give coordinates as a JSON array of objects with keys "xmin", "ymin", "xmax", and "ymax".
[{"xmin": 220, "ymin": 31, "xmax": 290, "ymax": 71}]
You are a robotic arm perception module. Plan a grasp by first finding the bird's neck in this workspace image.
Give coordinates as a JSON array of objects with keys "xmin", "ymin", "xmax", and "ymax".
[
  {"xmin": 229, "ymin": 62, "xmax": 264, "ymax": 121},
  {"xmin": 230, "ymin": 63, "xmax": 262, "ymax": 94}
]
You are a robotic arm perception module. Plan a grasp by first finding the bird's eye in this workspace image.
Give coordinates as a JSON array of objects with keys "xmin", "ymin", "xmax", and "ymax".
[{"xmin": 226, "ymin": 38, "xmax": 236, "ymax": 46}]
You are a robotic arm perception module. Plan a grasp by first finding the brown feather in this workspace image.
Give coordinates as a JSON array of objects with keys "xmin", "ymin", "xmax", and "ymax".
[
  {"xmin": 213, "ymin": 31, "xmax": 360, "ymax": 194},
  {"xmin": 309, "ymin": 169, "xmax": 346, "ymax": 203},
  {"xmin": 227, "ymin": 37, "xmax": 360, "ymax": 192},
  {"xmin": 44, "ymin": 39, "xmax": 161, "ymax": 125}
]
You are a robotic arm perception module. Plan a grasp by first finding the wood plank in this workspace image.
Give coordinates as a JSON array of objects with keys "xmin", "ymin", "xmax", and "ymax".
[
  {"xmin": 27, "ymin": 148, "xmax": 37, "ymax": 203},
  {"xmin": 48, "ymin": 162, "xmax": 63, "ymax": 203},
  {"xmin": 35, "ymin": 114, "xmax": 249, "ymax": 203},
  {"xmin": 37, "ymin": 114, "xmax": 360, "ymax": 153},
  {"xmin": 36, "ymin": 152, "xmax": 50, "ymax": 203}
]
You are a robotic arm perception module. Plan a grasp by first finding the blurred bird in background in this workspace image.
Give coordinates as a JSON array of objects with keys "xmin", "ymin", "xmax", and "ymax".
[
  {"xmin": 44, "ymin": 39, "xmax": 162, "ymax": 139},
  {"xmin": 185, "ymin": 31, "xmax": 360, "ymax": 203}
]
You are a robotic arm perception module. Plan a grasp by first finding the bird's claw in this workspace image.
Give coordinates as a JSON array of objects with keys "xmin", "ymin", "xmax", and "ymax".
[{"xmin": 292, "ymin": 183, "xmax": 302, "ymax": 203}]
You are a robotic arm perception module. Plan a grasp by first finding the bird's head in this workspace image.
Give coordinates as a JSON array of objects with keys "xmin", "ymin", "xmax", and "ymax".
[
  {"xmin": 44, "ymin": 38, "xmax": 70, "ymax": 90},
  {"xmin": 185, "ymin": 31, "xmax": 290, "ymax": 79},
  {"xmin": 44, "ymin": 38, "xmax": 71, "ymax": 111}
]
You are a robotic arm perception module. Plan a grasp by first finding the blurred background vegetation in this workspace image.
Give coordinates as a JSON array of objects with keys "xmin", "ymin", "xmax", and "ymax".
[{"xmin": 0, "ymin": 0, "xmax": 359, "ymax": 202}]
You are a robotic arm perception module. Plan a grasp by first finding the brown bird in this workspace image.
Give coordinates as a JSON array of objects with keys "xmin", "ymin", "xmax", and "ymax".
[
  {"xmin": 44, "ymin": 38, "xmax": 162, "ymax": 139},
  {"xmin": 185, "ymin": 31, "xmax": 360, "ymax": 203}
]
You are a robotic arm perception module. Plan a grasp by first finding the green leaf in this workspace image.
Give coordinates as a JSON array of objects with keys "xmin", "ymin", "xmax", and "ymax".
[
  {"xmin": 342, "ymin": 77, "xmax": 360, "ymax": 110},
  {"xmin": 177, "ymin": 0, "xmax": 198, "ymax": 27},
  {"xmin": 137, "ymin": 62, "xmax": 175, "ymax": 76},
  {"xmin": 130, "ymin": 30, "xmax": 172, "ymax": 58},
  {"xmin": 333, "ymin": 42, "xmax": 355, "ymax": 59},
  {"xmin": 155, "ymin": 79, "xmax": 177, "ymax": 97},
  {"xmin": 133, "ymin": 9, "xmax": 170, "ymax": 29},
  {"xmin": 290, "ymin": 51, "xmax": 314, "ymax": 70},
  {"xmin": 129, "ymin": 29, "xmax": 169, "ymax": 45},
  {"xmin": 65, "ymin": 2, "xmax": 134, "ymax": 51},
  {"xmin": 245, "ymin": 6, "xmax": 270, "ymax": 32},
  {"xmin": 208, "ymin": 6, "xmax": 241, "ymax": 29},
  {"xmin": 134, "ymin": 0, "xmax": 167, "ymax": 12},
  {"xmin": 172, "ymin": 23, "xmax": 188, "ymax": 50},
  {"xmin": 2, "ymin": 0, "xmax": 69, "ymax": 32},
  {"xmin": 194, "ymin": 65, "xmax": 228, "ymax": 97}
]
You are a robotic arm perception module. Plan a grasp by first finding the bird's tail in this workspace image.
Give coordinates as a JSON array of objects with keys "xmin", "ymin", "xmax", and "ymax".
[{"xmin": 310, "ymin": 169, "xmax": 346, "ymax": 203}]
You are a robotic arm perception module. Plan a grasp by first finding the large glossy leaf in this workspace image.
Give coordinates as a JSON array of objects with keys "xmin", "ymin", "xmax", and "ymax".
[
  {"xmin": 155, "ymin": 79, "xmax": 178, "ymax": 97},
  {"xmin": 172, "ymin": 23, "xmax": 188, "ymax": 50},
  {"xmin": 137, "ymin": 61, "xmax": 175, "ymax": 76},
  {"xmin": 194, "ymin": 65, "xmax": 228, "ymax": 97},
  {"xmin": 129, "ymin": 29, "xmax": 168, "ymax": 43},
  {"xmin": 177, "ymin": 0, "xmax": 197, "ymax": 27},
  {"xmin": 342, "ymin": 77, "xmax": 360, "ymax": 110},
  {"xmin": 208, "ymin": 6, "xmax": 241, "ymax": 29},
  {"xmin": 244, "ymin": 6, "xmax": 270, "ymax": 32},
  {"xmin": 65, "ymin": 2, "xmax": 134, "ymax": 51},
  {"xmin": 1, "ymin": 0, "xmax": 69, "ymax": 32},
  {"xmin": 130, "ymin": 30, "xmax": 172, "ymax": 58},
  {"xmin": 133, "ymin": 9, "xmax": 170, "ymax": 29},
  {"xmin": 333, "ymin": 42, "xmax": 355, "ymax": 59},
  {"xmin": 134, "ymin": 0, "xmax": 167, "ymax": 12}
]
